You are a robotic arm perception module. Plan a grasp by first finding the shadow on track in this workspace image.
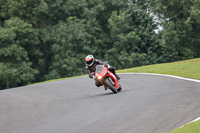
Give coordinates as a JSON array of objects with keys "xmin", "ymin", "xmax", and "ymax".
[
  {"xmin": 88, "ymin": 89, "xmax": 128, "ymax": 98},
  {"xmin": 89, "ymin": 92, "xmax": 114, "ymax": 98}
]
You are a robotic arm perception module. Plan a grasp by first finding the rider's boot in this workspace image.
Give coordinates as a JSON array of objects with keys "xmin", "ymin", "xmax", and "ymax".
[
  {"xmin": 115, "ymin": 74, "xmax": 120, "ymax": 80},
  {"xmin": 104, "ymin": 86, "xmax": 107, "ymax": 90},
  {"xmin": 109, "ymin": 66, "xmax": 120, "ymax": 80}
]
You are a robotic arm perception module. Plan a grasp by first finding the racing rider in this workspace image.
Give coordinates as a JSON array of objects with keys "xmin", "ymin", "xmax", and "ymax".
[{"xmin": 85, "ymin": 55, "xmax": 120, "ymax": 87}]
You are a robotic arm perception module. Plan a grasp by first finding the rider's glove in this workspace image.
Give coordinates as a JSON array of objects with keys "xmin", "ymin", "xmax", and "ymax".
[
  {"xmin": 106, "ymin": 64, "xmax": 111, "ymax": 69},
  {"xmin": 89, "ymin": 72, "xmax": 95, "ymax": 78}
]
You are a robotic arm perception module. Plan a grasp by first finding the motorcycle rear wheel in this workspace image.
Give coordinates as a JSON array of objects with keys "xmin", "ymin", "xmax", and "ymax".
[{"xmin": 104, "ymin": 78, "xmax": 118, "ymax": 94}]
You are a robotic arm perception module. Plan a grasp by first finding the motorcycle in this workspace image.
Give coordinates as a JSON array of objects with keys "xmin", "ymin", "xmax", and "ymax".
[{"xmin": 90, "ymin": 64, "xmax": 122, "ymax": 94}]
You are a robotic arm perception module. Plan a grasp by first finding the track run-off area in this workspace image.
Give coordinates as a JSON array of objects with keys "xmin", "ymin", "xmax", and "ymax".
[{"xmin": 0, "ymin": 73, "xmax": 200, "ymax": 133}]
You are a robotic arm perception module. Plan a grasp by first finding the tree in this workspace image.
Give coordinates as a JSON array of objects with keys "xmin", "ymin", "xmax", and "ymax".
[
  {"xmin": 106, "ymin": 4, "xmax": 160, "ymax": 69},
  {"xmin": 43, "ymin": 18, "xmax": 90, "ymax": 80},
  {"xmin": 150, "ymin": 0, "xmax": 200, "ymax": 59},
  {"xmin": 0, "ymin": 18, "xmax": 38, "ymax": 89}
]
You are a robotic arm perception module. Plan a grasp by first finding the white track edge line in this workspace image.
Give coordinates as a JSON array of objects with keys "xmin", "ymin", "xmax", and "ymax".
[
  {"xmin": 118, "ymin": 73, "xmax": 200, "ymax": 83},
  {"xmin": 118, "ymin": 73, "xmax": 200, "ymax": 129}
]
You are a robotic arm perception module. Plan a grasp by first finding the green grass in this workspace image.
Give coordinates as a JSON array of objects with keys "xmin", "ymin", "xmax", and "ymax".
[
  {"xmin": 30, "ymin": 75, "xmax": 87, "ymax": 85},
  {"xmin": 117, "ymin": 58, "xmax": 200, "ymax": 80},
  {"xmin": 169, "ymin": 120, "xmax": 200, "ymax": 133}
]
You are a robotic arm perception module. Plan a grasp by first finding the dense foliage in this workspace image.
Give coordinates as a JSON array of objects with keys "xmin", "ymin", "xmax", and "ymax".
[
  {"xmin": 0, "ymin": 0, "xmax": 199, "ymax": 89},
  {"xmin": 150, "ymin": 0, "xmax": 200, "ymax": 59}
]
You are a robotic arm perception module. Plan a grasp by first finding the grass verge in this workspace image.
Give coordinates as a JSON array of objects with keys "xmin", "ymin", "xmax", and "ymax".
[
  {"xmin": 117, "ymin": 58, "xmax": 200, "ymax": 80},
  {"xmin": 169, "ymin": 120, "xmax": 200, "ymax": 133},
  {"xmin": 30, "ymin": 75, "xmax": 87, "ymax": 85}
]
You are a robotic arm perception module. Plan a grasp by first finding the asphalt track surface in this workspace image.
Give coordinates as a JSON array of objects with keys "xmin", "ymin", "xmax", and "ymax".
[{"xmin": 1, "ymin": 74, "xmax": 200, "ymax": 133}]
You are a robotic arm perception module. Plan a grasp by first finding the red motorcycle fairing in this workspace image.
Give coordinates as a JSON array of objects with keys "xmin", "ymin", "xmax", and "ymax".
[{"xmin": 95, "ymin": 65, "xmax": 120, "ymax": 90}]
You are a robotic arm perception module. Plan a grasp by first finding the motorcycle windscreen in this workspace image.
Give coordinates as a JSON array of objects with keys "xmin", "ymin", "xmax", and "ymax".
[{"xmin": 96, "ymin": 65, "xmax": 104, "ymax": 73}]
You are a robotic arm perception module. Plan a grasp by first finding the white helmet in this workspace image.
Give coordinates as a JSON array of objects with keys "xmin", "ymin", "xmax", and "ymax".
[{"xmin": 85, "ymin": 55, "xmax": 94, "ymax": 66}]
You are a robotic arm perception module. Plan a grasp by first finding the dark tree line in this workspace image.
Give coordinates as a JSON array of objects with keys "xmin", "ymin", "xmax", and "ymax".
[{"xmin": 0, "ymin": 0, "xmax": 200, "ymax": 89}]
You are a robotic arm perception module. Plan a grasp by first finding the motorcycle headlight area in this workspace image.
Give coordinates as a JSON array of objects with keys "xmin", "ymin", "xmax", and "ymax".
[{"xmin": 98, "ymin": 76, "xmax": 102, "ymax": 80}]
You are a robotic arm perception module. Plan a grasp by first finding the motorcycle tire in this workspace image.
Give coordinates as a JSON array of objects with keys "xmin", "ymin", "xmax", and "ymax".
[
  {"xmin": 117, "ymin": 84, "xmax": 122, "ymax": 92},
  {"xmin": 104, "ymin": 78, "xmax": 118, "ymax": 94}
]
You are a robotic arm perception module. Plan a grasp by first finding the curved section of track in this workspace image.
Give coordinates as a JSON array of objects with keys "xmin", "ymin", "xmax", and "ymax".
[{"xmin": 0, "ymin": 74, "xmax": 200, "ymax": 133}]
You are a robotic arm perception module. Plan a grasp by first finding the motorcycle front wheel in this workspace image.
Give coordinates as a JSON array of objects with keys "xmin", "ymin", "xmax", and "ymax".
[
  {"xmin": 104, "ymin": 78, "xmax": 118, "ymax": 94},
  {"xmin": 117, "ymin": 84, "xmax": 122, "ymax": 92}
]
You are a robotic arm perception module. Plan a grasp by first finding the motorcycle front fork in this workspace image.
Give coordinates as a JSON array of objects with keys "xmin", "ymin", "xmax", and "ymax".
[{"xmin": 108, "ymin": 77, "xmax": 115, "ymax": 86}]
